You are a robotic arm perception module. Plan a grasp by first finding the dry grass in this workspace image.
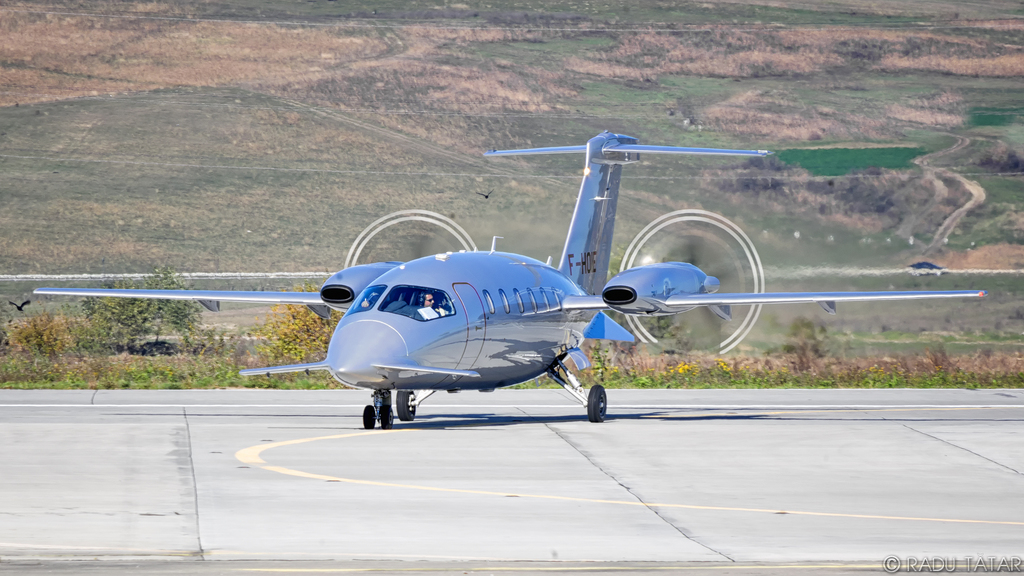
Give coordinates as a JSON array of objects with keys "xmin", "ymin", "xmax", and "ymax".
[
  {"xmin": 593, "ymin": 346, "xmax": 1024, "ymax": 383},
  {"xmin": 0, "ymin": 9, "xmax": 1010, "ymax": 141},
  {"xmin": 933, "ymin": 243, "xmax": 1024, "ymax": 269},
  {"xmin": 885, "ymin": 104, "xmax": 964, "ymax": 127},
  {"xmin": 701, "ymin": 90, "xmax": 888, "ymax": 140},
  {"xmin": 564, "ymin": 26, "xmax": 1024, "ymax": 86},
  {"xmin": 884, "ymin": 91, "xmax": 964, "ymax": 127},
  {"xmin": 0, "ymin": 12, "xmax": 390, "ymax": 106},
  {"xmin": 879, "ymin": 54, "xmax": 1024, "ymax": 77}
]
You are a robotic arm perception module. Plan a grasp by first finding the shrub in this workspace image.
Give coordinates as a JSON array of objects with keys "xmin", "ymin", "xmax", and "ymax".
[
  {"xmin": 81, "ymin": 267, "xmax": 203, "ymax": 353},
  {"xmin": 251, "ymin": 282, "xmax": 341, "ymax": 365},
  {"xmin": 978, "ymin": 146, "xmax": 1024, "ymax": 174},
  {"xmin": 9, "ymin": 311, "xmax": 75, "ymax": 356},
  {"xmin": 781, "ymin": 318, "xmax": 830, "ymax": 370},
  {"xmin": 82, "ymin": 283, "xmax": 158, "ymax": 353}
]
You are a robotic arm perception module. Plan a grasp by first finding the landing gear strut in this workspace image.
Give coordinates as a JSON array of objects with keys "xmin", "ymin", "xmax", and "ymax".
[
  {"xmin": 547, "ymin": 358, "xmax": 606, "ymax": 423},
  {"xmin": 363, "ymin": 390, "xmax": 393, "ymax": 430}
]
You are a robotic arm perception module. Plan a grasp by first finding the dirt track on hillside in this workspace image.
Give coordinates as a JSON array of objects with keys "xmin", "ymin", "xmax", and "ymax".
[{"xmin": 919, "ymin": 135, "xmax": 986, "ymax": 254}]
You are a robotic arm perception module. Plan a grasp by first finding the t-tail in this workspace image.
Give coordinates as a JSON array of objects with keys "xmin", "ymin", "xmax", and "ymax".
[{"xmin": 485, "ymin": 131, "xmax": 772, "ymax": 294}]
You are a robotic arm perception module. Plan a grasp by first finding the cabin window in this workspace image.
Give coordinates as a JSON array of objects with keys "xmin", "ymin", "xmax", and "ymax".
[
  {"xmin": 482, "ymin": 290, "xmax": 496, "ymax": 315},
  {"xmin": 378, "ymin": 285, "xmax": 456, "ymax": 322},
  {"xmin": 538, "ymin": 287, "xmax": 551, "ymax": 312},
  {"xmin": 513, "ymin": 288, "xmax": 525, "ymax": 313},
  {"xmin": 499, "ymin": 289, "xmax": 511, "ymax": 314},
  {"xmin": 347, "ymin": 284, "xmax": 387, "ymax": 315},
  {"xmin": 551, "ymin": 290, "xmax": 562, "ymax": 310},
  {"xmin": 526, "ymin": 288, "xmax": 538, "ymax": 313}
]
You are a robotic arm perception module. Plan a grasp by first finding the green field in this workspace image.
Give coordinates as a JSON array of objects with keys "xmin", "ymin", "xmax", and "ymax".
[
  {"xmin": 969, "ymin": 107, "xmax": 1022, "ymax": 127},
  {"xmin": 776, "ymin": 148, "xmax": 926, "ymax": 176}
]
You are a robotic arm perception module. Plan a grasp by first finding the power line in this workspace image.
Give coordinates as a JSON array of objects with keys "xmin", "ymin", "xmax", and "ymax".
[
  {"xmin": 2, "ymin": 151, "xmax": 1021, "ymax": 181},
  {"xmin": 2, "ymin": 7, "xmax": 1022, "ymax": 32},
  {"xmin": 0, "ymin": 89, "xmax": 692, "ymax": 108}
]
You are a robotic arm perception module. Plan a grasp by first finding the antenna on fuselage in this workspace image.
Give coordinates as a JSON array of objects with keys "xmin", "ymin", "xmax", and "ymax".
[{"xmin": 490, "ymin": 236, "xmax": 503, "ymax": 255}]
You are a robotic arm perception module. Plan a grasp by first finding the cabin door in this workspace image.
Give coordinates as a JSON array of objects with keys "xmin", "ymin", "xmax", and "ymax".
[{"xmin": 452, "ymin": 282, "xmax": 487, "ymax": 371}]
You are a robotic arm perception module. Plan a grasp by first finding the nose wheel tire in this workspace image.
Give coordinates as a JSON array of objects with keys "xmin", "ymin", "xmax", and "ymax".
[
  {"xmin": 587, "ymin": 385, "xmax": 607, "ymax": 423},
  {"xmin": 379, "ymin": 405, "xmax": 394, "ymax": 429},
  {"xmin": 362, "ymin": 405, "xmax": 376, "ymax": 429},
  {"xmin": 396, "ymin": 391, "xmax": 416, "ymax": 422}
]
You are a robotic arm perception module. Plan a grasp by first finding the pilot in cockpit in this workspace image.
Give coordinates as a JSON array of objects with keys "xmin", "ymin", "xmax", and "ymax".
[{"xmin": 422, "ymin": 292, "xmax": 448, "ymax": 317}]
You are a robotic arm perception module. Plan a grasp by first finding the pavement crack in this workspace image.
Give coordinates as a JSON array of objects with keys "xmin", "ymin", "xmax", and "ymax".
[
  {"xmin": 182, "ymin": 408, "xmax": 205, "ymax": 558},
  {"xmin": 517, "ymin": 408, "xmax": 734, "ymax": 561},
  {"xmin": 903, "ymin": 423, "xmax": 1023, "ymax": 476}
]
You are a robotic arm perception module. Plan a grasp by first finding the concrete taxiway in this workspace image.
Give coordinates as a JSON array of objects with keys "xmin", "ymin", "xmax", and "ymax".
[{"xmin": 0, "ymin": 389, "xmax": 1022, "ymax": 571}]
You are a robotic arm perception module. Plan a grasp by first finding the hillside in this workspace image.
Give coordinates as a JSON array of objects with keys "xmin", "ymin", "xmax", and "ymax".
[{"xmin": 2, "ymin": 0, "xmax": 1024, "ymax": 348}]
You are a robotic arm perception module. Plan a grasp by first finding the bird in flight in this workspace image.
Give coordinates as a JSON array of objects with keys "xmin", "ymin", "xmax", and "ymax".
[
  {"xmin": 475, "ymin": 189, "xmax": 493, "ymax": 199},
  {"xmin": 7, "ymin": 300, "xmax": 30, "ymax": 312}
]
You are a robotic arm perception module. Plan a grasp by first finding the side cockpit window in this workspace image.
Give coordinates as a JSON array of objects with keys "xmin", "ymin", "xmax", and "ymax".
[
  {"xmin": 347, "ymin": 284, "xmax": 387, "ymax": 315},
  {"xmin": 378, "ymin": 285, "xmax": 457, "ymax": 322}
]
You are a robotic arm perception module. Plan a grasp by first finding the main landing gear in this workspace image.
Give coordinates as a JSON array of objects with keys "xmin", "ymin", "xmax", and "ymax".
[
  {"xmin": 547, "ymin": 358, "xmax": 607, "ymax": 423},
  {"xmin": 396, "ymin": 390, "xmax": 416, "ymax": 422}
]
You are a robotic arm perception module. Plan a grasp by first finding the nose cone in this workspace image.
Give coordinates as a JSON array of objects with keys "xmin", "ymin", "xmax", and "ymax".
[{"xmin": 327, "ymin": 320, "xmax": 408, "ymax": 386}]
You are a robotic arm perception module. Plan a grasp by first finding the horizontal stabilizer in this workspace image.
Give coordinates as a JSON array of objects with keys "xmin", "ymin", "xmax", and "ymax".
[
  {"xmin": 609, "ymin": 144, "xmax": 770, "ymax": 157},
  {"xmin": 240, "ymin": 362, "xmax": 332, "ymax": 377},
  {"xmin": 35, "ymin": 288, "xmax": 325, "ymax": 306},
  {"xmin": 484, "ymin": 143, "xmax": 770, "ymax": 158},
  {"xmin": 484, "ymin": 145, "xmax": 586, "ymax": 157},
  {"xmin": 372, "ymin": 360, "xmax": 479, "ymax": 378}
]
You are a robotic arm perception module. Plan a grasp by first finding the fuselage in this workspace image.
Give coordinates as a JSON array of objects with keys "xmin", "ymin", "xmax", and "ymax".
[{"xmin": 326, "ymin": 251, "xmax": 593, "ymax": 391}]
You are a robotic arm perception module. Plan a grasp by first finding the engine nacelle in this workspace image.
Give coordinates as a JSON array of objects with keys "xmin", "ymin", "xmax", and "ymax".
[
  {"xmin": 319, "ymin": 262, "xmax": 402, "ymax": 310},
  {"xmin": 602, "ymin": 262, "xmax": 718, "ymax": 315}
]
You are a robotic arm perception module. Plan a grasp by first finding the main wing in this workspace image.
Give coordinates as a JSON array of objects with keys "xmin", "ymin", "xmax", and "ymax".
[
  {"xmin": 33, "ymin": 287, "xmax": 326, "ymax": 311},
  {"xmin": 562, "ymin": 290, "xmax": 985, "ymax": 314}
]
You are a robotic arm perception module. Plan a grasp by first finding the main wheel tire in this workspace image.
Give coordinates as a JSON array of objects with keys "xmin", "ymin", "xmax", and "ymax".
[
  {"xmin": 587, "ymin": 385, "xmax": 607, "ymax": 423},
  {"xmin": 362, "ymin": 405, "xmax": 376, "ymax": 430},
  {"xmin": 379, "ymin": 405, "xmax": 394, "ymax": 430},
  {"xmin": 396, "ymin": 391, "xmax": 416, "ymax": 422}
]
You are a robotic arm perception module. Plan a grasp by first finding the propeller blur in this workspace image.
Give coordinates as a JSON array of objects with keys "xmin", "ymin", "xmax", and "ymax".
[{"xmin": 35, "ymin": 131, "xmax": 985, "ymax": 427}]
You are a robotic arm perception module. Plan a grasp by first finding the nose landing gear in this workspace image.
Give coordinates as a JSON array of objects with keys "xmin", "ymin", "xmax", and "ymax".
[{"xmin": 363, "ymin": 390, "xmax": 394, "ymax": 430}]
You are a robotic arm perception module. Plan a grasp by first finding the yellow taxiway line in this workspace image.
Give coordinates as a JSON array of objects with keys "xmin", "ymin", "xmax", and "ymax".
[{"xmin": 234, "ymin": 407, "xmax": 1024, "ymax": 528}]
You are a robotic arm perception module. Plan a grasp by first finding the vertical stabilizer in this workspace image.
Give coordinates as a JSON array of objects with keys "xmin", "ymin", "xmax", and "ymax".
[
  {"xmin": 484, "ymin": 133, "xmax": 771, "ymax": 294},
  {"xmin": 559, "ymin": 132, "xmax": 636, "ymax": 294}
]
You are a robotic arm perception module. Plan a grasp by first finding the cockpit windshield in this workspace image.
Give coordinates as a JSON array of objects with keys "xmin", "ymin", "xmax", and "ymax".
[
  {"xmin": 378, "ymin": 285, "xmax": 457, "ymax": 322},
  {"xmin": 347, "ymin": 284, "xmax": 387, "ymax": 315}
]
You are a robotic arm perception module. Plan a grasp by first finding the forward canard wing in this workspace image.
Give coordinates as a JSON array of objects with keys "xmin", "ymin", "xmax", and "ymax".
[{"xmin": 239, "ymin": 362, "xmax": 332, "ymax": 377}]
